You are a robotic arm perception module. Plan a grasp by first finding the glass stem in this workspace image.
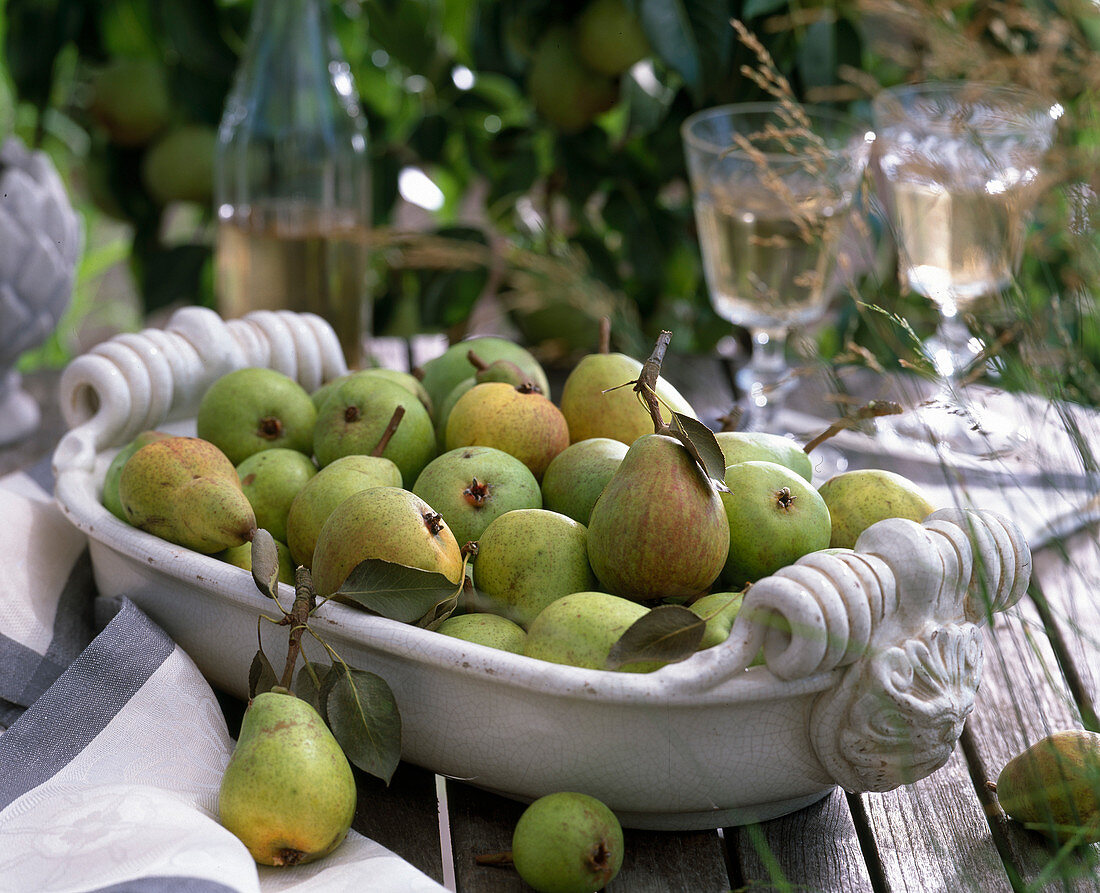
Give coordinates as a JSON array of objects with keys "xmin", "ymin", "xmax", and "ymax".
[{"xmin": 737, "ymin": 329, "xmax": 793, "ymax": 431}]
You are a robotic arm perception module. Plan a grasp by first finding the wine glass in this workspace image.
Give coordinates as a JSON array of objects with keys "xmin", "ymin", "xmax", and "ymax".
[
  {"xmin": 870, "ymin": 81, "xmax": 1061, "ymax": 456},
  {"xmin": 681, "ymin": 102, "xmax": 874, "ymax": 476}
]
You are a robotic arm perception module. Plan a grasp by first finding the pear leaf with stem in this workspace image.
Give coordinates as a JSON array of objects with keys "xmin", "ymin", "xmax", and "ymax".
[{"xmin": 325, "ymin": 662, "xmax": 402, "ymax": 785}]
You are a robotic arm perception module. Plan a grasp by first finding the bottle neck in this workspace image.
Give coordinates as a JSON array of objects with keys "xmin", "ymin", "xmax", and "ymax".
[{"xmin": 216, "ymin": 0, "xmax": 369, "ymax": 218}]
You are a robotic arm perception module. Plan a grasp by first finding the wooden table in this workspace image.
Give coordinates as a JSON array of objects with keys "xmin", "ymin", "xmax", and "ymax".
[{"xmin": 6, "ymin": 340, "xmax": 1100, "ymax": 892}]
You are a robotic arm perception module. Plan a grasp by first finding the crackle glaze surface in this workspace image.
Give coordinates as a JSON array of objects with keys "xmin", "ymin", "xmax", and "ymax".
[{"xmin": 53, "ymin": 308, "xmax": 1034, "ymax": 830}]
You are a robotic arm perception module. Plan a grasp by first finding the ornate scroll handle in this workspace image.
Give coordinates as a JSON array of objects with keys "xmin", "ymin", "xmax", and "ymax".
[
  {"xmin": 658, "ymin": 508, "xmax": 1030, "ymax": 692},
  {"xmin": 52, "ymin": 307, "xmax": 348, "ymax": 476}
]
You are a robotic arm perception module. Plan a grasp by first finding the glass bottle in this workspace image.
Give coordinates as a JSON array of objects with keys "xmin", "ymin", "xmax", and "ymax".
[{"xmin": 214, "ymin": 0, "xmax": 371, "ymax": 367}]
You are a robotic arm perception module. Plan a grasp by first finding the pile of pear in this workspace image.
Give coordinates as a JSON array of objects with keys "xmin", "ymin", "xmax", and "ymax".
[{"xmin": 104, "ymin": 334, "xmax": 938, "ymax": 675}]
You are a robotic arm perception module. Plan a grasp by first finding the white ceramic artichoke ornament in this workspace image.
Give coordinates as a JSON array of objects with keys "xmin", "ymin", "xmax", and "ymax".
[{"xmin": 0, "ymin": 134, "xmax": 83, "ymax": 445}]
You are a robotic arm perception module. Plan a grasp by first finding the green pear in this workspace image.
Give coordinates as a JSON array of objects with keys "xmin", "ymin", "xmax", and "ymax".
[
  {"xmin": 540, "ymin": 437, "xmax": 628, "ymax": 525},
  {"xmin": 586, "ymin": 434, "xmax": 729, "ymax": 601},
  {"xmin": 817, "ymin": 469, "xmax": 937, "ymax": 549},
  {"xmin": 473, "ymin": 509, "xmax": 598, "ymax": 627},
  {"xmin": 445, "ymin": 382, "xmax": 570, "ymax": 482},
  {"xmin": 285, "ymin": 455, "xmax": 403, "ymax": 568},
  {"xmin": 312, "ymin": 369, "xmax": 433, "ymax": 418},
  {"xmin": 218, "ymin": 690, "xmax": 356, "ymax": 866},
  {"xmin": 218, "ymin": 538, "xmax": 297, "ymax": 586},
  {"xmin": 714, "ymin": 431, "xmax": 813, "ymax": 483},
  {"xmin": 997, "ymin": 730, "xmax": 1100, "ymax": 844},
  {"xmin": 88, "ymin": 58, "xmax": 171, "ymax": 147},
  {"xmin": 237, "ymin": 448, "xmax": 317, "ymax": 544},
  {"xmin": 101, "ymin": 430, "xmax": 172, "ymax": 520},
  {"xmin": 197, "ymin": 368, "xmax": 317, "ymax": 465},
  {"xmin": 559, "ymin": 352, "xmax": 696, "ymax": 446},
  {"xmin": 435, "ymin": 612, "xmax": 527, "ymax": 654},
  {"xmin": 575, "ymin": 0, "xmax": 650, "ymax": 76},
  {"xmin": 118, "ymin": 436, "xmax": 257, "ymax": 553},
  {"xmin": 524, "ymin": 592, "xmax": 661, "ymax": 672},
  {"xmin": 141, "ymin": 125, "xmax": 217, "ymax": 204},
  {"xmin": 528, "ymin": 26, "xmax": 618, "ymax": 134},
  {"xmin": 311, "ymin": 486, "xmax": 464, "ymax": 598},
  {"xmin": 416, "ymin": 336, "xmax": 551, "ymax": 414},
  {"xmin": 313, "ymin": 373, "xmax": 437, "ymax": 483},
  {"xmin": 721, "ymin": 461, "xmax": 832, "ymax": 588},
  {"xmin": 434, "ymin": 378, "xmax": 476, "ymax": 450},
  {"xmin": 512, "ymin": 792, "xmax": 625, "ymax": 893},
  {"xmin": 689, "ymin": 591, "xmax": 745, "ymax": 650},
  {"xmin": 411, "ymin": 446, "xmax": 542, "ymax": 547}
]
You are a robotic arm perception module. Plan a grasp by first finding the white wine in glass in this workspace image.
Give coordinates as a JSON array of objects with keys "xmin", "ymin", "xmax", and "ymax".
[
  {"xmin": 872, "ymin": 81, "xmax": 1060, "ymax": 454},
  {"xmin": 682, "ymin": 103, "xmax": 873, "ymax": 464}
]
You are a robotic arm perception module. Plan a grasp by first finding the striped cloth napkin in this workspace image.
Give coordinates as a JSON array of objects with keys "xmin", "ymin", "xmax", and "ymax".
[{"xmin": 0, "ymin": 464, "xmax": 445, "ymax": 893}]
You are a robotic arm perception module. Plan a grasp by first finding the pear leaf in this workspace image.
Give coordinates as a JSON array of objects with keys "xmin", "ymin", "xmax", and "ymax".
[
  {"xmin": 605, "ymin": 604, "xmax": 706, "ymax": 669},
  {"xmin": 250, "ymin": 528, "xmax": 281, "ymax": 599},
  {"xmin": 670, "ymin": 412, "xmax": 729, "ymax": 490},
  {"xmin": 326, "ymin": 663, "xmax": 402, "ymax": 784},
  {"xmin": 248, "ymin": 647, "xmax": 279, "ymax": 698},
  {"xmin": 294, "ymin": 661, "xmax": 327, "ymax": 717},
  {"xmin": 335, "ymin": 558, "xmax": 464, "ymax": 624}
]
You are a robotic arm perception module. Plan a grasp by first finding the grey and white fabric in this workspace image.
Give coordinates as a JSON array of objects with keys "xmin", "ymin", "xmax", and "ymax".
[{"xmin": 0, "ymin": 466, "xmax": 445, "ymax": 893}]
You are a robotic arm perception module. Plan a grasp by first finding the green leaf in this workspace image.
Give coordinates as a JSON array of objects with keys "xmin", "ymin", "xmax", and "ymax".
[
  {"xmin": 606, "ymin": 605, "xmax": 706, "ymax": 669},
  {"xmin": 742, "ymin": 0, "xmax": 791, "ymax": 19},
  {"xmin": 248, "ymin": 647, "xmax": 279, "ymax": 699},
  {"xmin": 335, "ymin": 558, "xmax": 464, "ymax": 624},
  {"xmin": 670, "ymin": 411, "xmax": 729, "ymax": 489},
  {"xmin": 294, "ymin": 661, "xmax": 329, "ymax": 718},
  {"xmin": 637, "ymin": 0, "xmax": 733, "ymax": 103},
  {"xmin": 326, "ymin": 664, "xmax": 402, "ymax": 784},
  {"xmin": 796, "ymin": 19, "xmax": 836, "ymax": 92},
  {"xmin": 250, "ymin": 529, "xmax": 281, "ymax": 599}
]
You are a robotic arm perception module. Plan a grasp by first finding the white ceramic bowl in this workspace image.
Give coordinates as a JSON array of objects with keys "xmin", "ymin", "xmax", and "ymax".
[{"xmin": 52, "ymin": 308, "xmax": 1032, "ymax": 830}]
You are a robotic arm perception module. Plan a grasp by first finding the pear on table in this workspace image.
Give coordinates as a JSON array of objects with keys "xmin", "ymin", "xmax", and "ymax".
[{"xmin": 218, "ymin": 689, "xmax": 356, "ymax": 867}]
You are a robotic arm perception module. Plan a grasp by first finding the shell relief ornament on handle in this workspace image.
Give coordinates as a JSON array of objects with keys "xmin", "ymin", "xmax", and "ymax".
[{"xmin": 806, "ymin": 508, "xmax": 1030, "ymax": 793}]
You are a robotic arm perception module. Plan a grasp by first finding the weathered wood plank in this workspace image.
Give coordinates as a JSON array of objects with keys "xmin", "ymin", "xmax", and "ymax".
[
  {"xmin": 352, "ymin": 762, "xmax": 446, "ymax": 885},
  {"xmin": 445, "ymin": 779, "xmax": 731, "ymax": 892},
  {"xmin": 445, "ymin": 781, "xmax": 533, "ymax": 893},
  {"xmin": 607, "ymin": 828, "xmax": 729, "ymax": 893},
  {"xmin": 963, "ymin": 591, "xmax": 1100, "ymax": 890},
  {"xmin": 857, "ymin": 746, "xmax": 1013, "ymax": 892},
  {"xmin": 729, "ymin": 787, "xmax": 875, "ymax": 892},
  {"xmin": 1031, "ymin": 532, "xmax": 1100, "ymax": 726}
]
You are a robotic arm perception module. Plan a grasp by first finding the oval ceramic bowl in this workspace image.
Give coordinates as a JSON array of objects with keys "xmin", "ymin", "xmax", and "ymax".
[{"xmin": 52, "ymin": 308, "xmax": 1033, "ymax": 831}]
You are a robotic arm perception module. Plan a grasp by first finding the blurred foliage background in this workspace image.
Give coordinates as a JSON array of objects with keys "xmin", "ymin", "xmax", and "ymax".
[{"xmin": 1, "ymin": 0, "xmax": 1099, "ymax": 402}]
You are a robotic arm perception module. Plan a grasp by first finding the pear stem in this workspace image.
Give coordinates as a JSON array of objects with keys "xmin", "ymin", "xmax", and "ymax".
[
  {"xmin": 636, "ymin": 330, "xmax": 673, "ymax": 435},
  {"xmin": 801, "ymin": 399, "xmax": 904, "ymax": 454},
  {"xmin": 598, "ymin": 317, "xmax": 611, "ymax": 354},
  {"xmin": 280, "ymin": 567, "xmax": 317, "ymax": 689},
  {"xmin": 371, "ymin": 406, "xmax": 405, "ymax": 457},
  {"xmin": 474, "ymin": 851, "xmax": 514, "ymax": 866},
  {"xmin": 467, "ymin": 350, "xmax": 488, "ymax": 372}
]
